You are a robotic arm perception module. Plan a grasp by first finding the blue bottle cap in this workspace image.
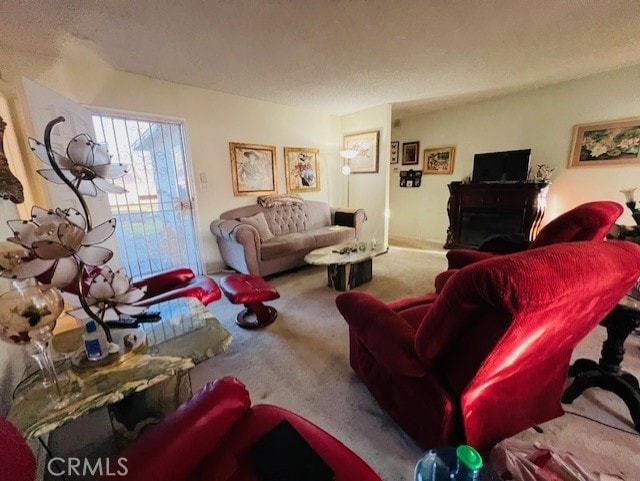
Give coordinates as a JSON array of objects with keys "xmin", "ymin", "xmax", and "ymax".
[{"xmin": 86, "ymin": 320, "xmax": 97, "ymax": 333}]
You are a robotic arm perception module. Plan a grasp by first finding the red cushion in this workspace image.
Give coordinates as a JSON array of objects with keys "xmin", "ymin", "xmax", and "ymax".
[
  {"xmin": 0, "ymin": 417, "xmax": 36, "ymax": 481},
  {"xmin": 221, "ymin": 275, "xmax": 280, "ymax": 304}
]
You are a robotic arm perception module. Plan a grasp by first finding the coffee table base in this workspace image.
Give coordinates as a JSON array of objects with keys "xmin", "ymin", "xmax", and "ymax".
[{"xmin": 327, "ymin": 258, "xmax": 372, "ymax": 291}]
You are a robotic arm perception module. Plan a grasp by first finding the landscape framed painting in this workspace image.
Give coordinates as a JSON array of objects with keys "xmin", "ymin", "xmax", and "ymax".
[
  {"xmin": 402, "ymin": 141, "xmax": 420, "ymax": 165},
  {"xmin": 229, "ymin": 142, "xmax": 277, "ymax": 196},
  {"xmin": 284, "ymin": 147, "xmax": 320, "ymax": 193},
  {"xmin": 343, "ymin": 130, "xmax": 380, "ymax": 173},
  {"xmin": 423, "ymin": 146, "xmax": 455, "ymax": 174},
  {"xmin": 568, "ymin": 117, "xmax": 640, "ymax": 168}
]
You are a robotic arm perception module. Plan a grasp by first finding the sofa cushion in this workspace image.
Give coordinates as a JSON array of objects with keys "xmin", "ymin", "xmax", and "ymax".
[
  {"xmin": 260, "ymin": 233, "xmax": 316, "ymax": 261},
  {"xmin": 307, "ymin": 226, "xmax": 356, "ymax": 248},
  {"xmin": 240, "ymin": 213, "xmax": 274, "ymax": 242}
]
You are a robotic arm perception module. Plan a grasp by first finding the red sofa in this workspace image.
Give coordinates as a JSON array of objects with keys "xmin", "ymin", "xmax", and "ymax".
[{"xmin": 336, "ymin": 241, "xmax": 640, "ymax": 453}]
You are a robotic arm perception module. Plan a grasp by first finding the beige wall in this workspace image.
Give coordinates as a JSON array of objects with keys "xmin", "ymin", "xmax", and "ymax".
[
  {"xmin": 0, "ymin": 43, "xmax": 357, "ymax": 273},
  {"xmin": 390, "ymin": 63, "xmax": 640, "ymax": 246},
  {"xmin": 341, "ymin": 104, "xmax": 392, "ymax": 247}
]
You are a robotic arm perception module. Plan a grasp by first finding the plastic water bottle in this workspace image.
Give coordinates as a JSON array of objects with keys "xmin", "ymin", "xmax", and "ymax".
[
  {"xmin": 83, "ymin": 320, "xmax": 109, "ymax": 361},
  {"xmin": 415, "ymin": 445, "xmax": 498, "ymax": 481}
]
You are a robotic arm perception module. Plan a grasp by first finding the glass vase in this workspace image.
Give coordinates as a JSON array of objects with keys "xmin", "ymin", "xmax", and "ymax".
[{"xmin": 0, "ymin": 278, "xmax": 69, "ymax": 408}]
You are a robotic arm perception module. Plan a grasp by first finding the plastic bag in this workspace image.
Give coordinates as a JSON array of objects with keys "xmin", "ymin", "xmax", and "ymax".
[{"xmin": 488, "ymin": 439, "xmax": 617, "ymax": 481}]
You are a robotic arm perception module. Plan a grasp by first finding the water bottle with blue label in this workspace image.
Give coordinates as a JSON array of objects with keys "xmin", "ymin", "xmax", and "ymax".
[{"xmin": 414, "ymin": 445, "xmax": 500, "ymax": 481}]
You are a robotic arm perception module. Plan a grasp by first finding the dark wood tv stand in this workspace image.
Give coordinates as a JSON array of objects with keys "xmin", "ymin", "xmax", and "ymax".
[{"xmin": 444, "ymin": 181, "xmax": 550, "ymax": 249}]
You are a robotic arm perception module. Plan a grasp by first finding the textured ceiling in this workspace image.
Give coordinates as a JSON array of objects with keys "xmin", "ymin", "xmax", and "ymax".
[{"xmin": 2, "ymin": 1, "xmax": 640, "ymax": 119}]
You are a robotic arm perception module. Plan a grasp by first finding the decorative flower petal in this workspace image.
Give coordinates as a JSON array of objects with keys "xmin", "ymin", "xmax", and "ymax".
[
  {"xmin": 77, "ymin": 245, "xmax": 113, "ymax": 266},
  {"xmin": 88, "ymin": 275, "xmax": 116, "ymax": 299},
  {"xmin": 93, "ymin": 164, "xmax": 130, "ymax": 179},
  {"xmin": 109, "ymin": 272, "xmax": 131, "ymax": 296},
  {"xmin": 116, "ymin": 287, "xmax": 147, "ymax": 304},
  {"xmin": 84, "ymin": 219, "xmax": 116, "ymax": 246},
  {"xmin": 101, "ymin": 308, "xmax": 120, "ymax": 321},
  {"xmin": 29, "ymin": 138, "xmax": 72, "ymax": 168},
  {"xmin": 49, "ymin": 257, "xmax": 80, "ymax": 287},
  {"xmin": 31, "ymin": 206, "xmax": 65, "ymax": 226},
  {"xmin": 57, "ymin": 223, "xmax": 86, "ymax": 251},
  {"xmin": 7, "ymin": 220, "xmax": 38, "ymax": 246},
  {"xmin": 77, "ymin": 180, "xmax": 98, "ymax": 197},
  {"xmin": 59, "ymin": 208, "xmax": 87, "ymax": 230},
  {"xmin": 37, "ymin": 169, "xmax": 74, "ymax": 184},
  {"xmin": 93, "ymin": 178, "xmax": 127, "ymax": 194},
  {"xmin": 67, "ymin": 134, "xmax": 95, "ymax": 166},
  {"xmin": 92, "ymin": 143, "xmax": 111, "ymax": 166},
  {"xmin": 117, "ymin": 304, "xmax": 147, "ymax": 316},
  {"xmin": 32, "ymin": 240, "xmax": 74, "ymax": 260},
  {"xmin": 11, "ymin": 257, "xmax": 55, "ymax": 278}
]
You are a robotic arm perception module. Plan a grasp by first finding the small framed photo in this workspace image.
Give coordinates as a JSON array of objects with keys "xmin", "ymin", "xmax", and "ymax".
[
  {"xmin": 229, "ymin": 142, "xmax": 277, "ymax": 196},
  {"xmin": 284, "ymin": 147, "xmax": 320, "ymax": 193},
  {"xmin": 402, "ymin": 141, "xmax": 420, "ymax": 165},
  {"xmin": 423, "ymin": 146, "xmax": 455, "ymax": 174},
  {"xmin": 343, "ymin": 130, "xmax": 380, "ymax": 173},
  {"xmin": 569, "ymin": 117, "xmax": 640, "ymax": 168},
  {"xmin": 390, "ymin": 141, "xmax": 399, "ymax": 164}
]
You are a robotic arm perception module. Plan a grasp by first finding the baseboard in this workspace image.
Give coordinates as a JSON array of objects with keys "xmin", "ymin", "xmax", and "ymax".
[{"xmin": 388, "ymin": 234, "xmax": 445, "ymax": 252}]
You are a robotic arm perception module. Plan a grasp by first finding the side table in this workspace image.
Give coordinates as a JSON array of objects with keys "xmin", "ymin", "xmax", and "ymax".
[{"xmin": 562, "ymin": 295, "xmax": 640, "ymax": 431}]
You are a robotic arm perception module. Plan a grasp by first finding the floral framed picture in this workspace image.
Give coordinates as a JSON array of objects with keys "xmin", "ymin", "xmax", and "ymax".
[
  {"xmin": 343, "ymin": 130, "xmax": 379, "ymax": 173},
  {"xmin": 402, "ymin": 141, "xmax": 420, "ymax": 165},
  {"xmin": 568, "ymin": 117, "xmax": 640, "ymax": 168},
  {"xmin": 284, "ymin": 147, "xmax": 320, "ymax": 193},
  {"xmin": 229, "ymin": 142, "xmax": 277, "ymax": 196},
  {"xmin": 390, "ymin": 141, "xmax": 399, "ymax": 164},
  {"xmin": 423, "ymin": 146, "xmax": 455, "ymax": 174}
]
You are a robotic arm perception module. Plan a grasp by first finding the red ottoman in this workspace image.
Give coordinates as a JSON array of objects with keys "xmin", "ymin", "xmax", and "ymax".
[{"xmin": 220, "ymin": 274, "xmax": 280, "ymax": 329}]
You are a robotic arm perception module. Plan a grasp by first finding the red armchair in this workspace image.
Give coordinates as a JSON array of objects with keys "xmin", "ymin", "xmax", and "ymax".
[
  {"xmin": 1, "ymin": 377, "xmax": 381, "ymax": 481},
  {"xmin": 132, "ymin": 267, "xmax": 221, "ymax": 307},
  {"xmin": 111, "ymin": 376, "xmax": 381, "ymax": 481},
  {"xmin": 446, "ymin": 200, "xmax": 623, "ymax": 269},
  {"xmin": 435, "ymin": 200, "xmax": 623, "ymax": 292},
  {"xmin": 336, "ymin": 241, "xmax": 640, "ymax": 453},
  {"xmin": 0, "ymin": 416, "xmax": 35, "ymax": 481}
]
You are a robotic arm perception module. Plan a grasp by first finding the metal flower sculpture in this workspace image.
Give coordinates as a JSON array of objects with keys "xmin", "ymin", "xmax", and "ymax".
[
  {"xmin": 29, "ymin": 133, "xmax": 129, "ymax": 197},
  {"xmin": 1, "ymin": 116, "xmax": 140, "ymax": 347},
  {"xmin": 62, "ymin": 266, "xmax": 147, "ymax": 322},
  {"xmin": 6, "ymin": 206, "xmax": 115, "ymax": 287}
]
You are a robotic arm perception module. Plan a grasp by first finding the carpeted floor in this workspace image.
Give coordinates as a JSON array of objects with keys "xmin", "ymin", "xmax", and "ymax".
[
  {"xmin": 191, "ymin": 246, "xmax": 640, "ymax": 480},
  {"xmin": 47, "ymin": 246, "xmax": 640, "ymax": 480}
]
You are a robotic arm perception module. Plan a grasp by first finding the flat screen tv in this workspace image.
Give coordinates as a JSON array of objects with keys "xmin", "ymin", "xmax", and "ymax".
[{"xmin": 472, "ymin": 149, "xmax": 531, "ymax": 183}]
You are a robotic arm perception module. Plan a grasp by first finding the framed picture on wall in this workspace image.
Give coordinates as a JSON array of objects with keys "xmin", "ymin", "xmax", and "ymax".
[
  {"xmin": 568, "ymin": 117, "xmax": 640, "ymax": 168},
  {"xmin": 229, "ymin": 142, "xmax": 277, "ymax": 196},
  {"xmin": 402, "ymin": 141, "xmax": 420, "ymax": 165},
  {"xmin": 343, "ymin": 130, "xmax": 380, "ymax": 173},
  {"xmin": 423, "ymin": 146, "xmax": 455, "ymax": 174},
  {"xmin": 390, "ymin": 141, "xmax": 399, "ymax": 164},
  {"xmin": 284, "ymin": 147, "xmax": 320, "ymax": 193}
]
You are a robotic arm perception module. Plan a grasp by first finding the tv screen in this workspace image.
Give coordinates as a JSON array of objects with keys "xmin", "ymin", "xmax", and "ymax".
[{"xmin": 472, "ymin": 149, "xmax": 531, "ymax": 182}]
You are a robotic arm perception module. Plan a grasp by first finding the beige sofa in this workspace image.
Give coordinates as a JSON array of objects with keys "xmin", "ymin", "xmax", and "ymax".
[{"xmin": 210, "ymin": 200, "xmax": 366, "ymax": 276}]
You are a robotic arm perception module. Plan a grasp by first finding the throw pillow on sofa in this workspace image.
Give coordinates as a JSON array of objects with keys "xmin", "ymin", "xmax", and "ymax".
[{"xmin": 240, "ymin": 212, "xmax": 275, "ymax": 242}]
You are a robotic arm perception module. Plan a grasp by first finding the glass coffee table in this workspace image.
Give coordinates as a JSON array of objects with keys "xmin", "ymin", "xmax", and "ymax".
[{"xmin": 304, "ymin": 242, "xmax": 385, "ymax": 291}]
